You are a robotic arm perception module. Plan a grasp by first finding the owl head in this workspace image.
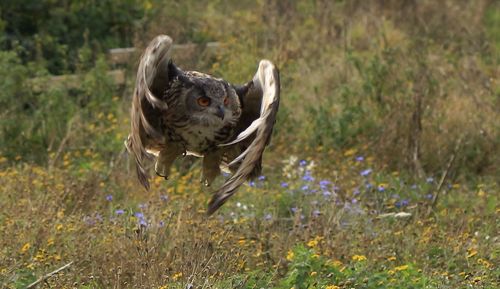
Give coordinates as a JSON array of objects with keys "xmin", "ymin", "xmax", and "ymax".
[{"xmin": 167, "ymin": 62, "xmax": 242, "ymax": 126}]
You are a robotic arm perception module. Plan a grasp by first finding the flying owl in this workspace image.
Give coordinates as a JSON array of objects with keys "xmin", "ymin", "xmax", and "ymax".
[{"xmin": 125, "ymin": 35, "xmax": 280, "ymax": 214}]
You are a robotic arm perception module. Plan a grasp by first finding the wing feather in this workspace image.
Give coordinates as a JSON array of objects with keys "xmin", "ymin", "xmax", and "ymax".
[
  {"xmin": 126, "ymin": 35, "xmax": 173, "ymax": 190},
  {"xmin": 208, "ymin": 60, "xmax": 280, "ymax": 214}
]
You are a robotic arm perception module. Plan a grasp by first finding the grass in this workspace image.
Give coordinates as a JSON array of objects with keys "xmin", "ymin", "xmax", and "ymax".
[
  {"xmin": 0, "ymin": 0, "xmax": 499, "ymax": 288},
  {"xmin": 0, "ymin": 147, "xmax": 498, "ymax": 288}
]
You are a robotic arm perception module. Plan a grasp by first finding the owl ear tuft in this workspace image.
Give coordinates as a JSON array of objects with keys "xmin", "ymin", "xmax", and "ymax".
[
  {"xmin": 234, "ymin": 81, "xmax": 253, "ymax": 107},
  {"xmin": 167, "ymin": 60, "xmax": 182, "ymax": 83}
]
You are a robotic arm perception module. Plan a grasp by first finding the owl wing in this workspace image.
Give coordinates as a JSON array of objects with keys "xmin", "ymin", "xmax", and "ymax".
[
  {"xmin": 126, "ymin": 35, "xmax": 175, "ymax": 190},
  {"xmin": 207, "ymin": 60, "xmax": 280, "ymax": 215}
]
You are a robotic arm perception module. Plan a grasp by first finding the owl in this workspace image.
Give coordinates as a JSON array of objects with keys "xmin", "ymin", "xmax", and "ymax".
[{"xmin": 125, "ymin": 35, "xmax": 280, "ymax": 214}]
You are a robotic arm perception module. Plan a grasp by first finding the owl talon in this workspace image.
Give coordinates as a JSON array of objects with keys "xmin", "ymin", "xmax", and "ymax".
[{"xmin": 155, "ymin": 171, "xmax": 168, "ymax": 180}]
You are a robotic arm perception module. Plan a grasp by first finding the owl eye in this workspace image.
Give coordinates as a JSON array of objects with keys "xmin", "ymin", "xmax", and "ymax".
[
  {"xmin": 224, "ymin": 97, "xmax": 229, "ymax": 106},
  {"xmin": 197, "ymin": 96, "xmax": 211, "ymax": 107}
]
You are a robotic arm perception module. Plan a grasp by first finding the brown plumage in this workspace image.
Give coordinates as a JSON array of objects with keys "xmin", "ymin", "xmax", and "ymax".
[{"xmin": 125, "ymin": 35, "xmax": 280, "ymax": 215}]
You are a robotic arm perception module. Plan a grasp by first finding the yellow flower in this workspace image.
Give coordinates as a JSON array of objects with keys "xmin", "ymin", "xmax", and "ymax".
[
  {"xmin": 307, "ymin": 239, "xmax": 318, "ymax": 248},
  {"xmin": 56, "ymin": 224, "xmax": 64, "ymax": 231},
  {"xmin": 352, "ymin": 254, "xmax": 367, "ymax": 262},
  {"xmin": 394, "ymin": 265, "xmax": 409, "ymax": 271},
  {"xmin": 310, "ymin": 271, "xmax": 317, "ymax": 277},
  {"xmin": 344, "ymin": 148, "xmax": 357, "ymax": 157},
  {"xmin": 387, "ymin": 256, "xmax": 397, "ymax": 261},
  {"xmin": 467, "ymin": 249, "xmax": 477, "ymax": 258},
  {"xmin": 286, "ymin": 250, "xmax": 294, "ymax": 261},
  {"xmin": 20, "ymin": 243, "xmax": 31, "ymax": 253},
  {"xmin": 172, "ymin": 272, "xmax": 183, "ymax": 281},
  {"xmin": 325, "ymin": 285, "xmax": 340, "ymax": 289}
]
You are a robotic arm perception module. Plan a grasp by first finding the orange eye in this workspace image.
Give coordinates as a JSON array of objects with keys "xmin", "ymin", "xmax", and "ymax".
[
  {"xmin": 224, "ymin": 97, "xmax": 229, "ymax": 106},
  {"xmin": 197, "ymin": 97, "xmax": 211, "ymax": 107}
]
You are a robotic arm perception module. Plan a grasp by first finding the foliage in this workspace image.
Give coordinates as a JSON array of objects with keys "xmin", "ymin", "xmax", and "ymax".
[{"xmin": 0, "ymin": 0, "xmax": 499, "ymax": 288}]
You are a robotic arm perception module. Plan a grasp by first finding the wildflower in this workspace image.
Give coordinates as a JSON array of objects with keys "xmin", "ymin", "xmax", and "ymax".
[
  {"xmin": 258, "ymin": 175, "xmax": 266, "ymax": 181},
  {"xmin": 352, "ymin": 254, "xmax": 367, "ymax": 261},
  {"xmin": 264, "ymin": 213, "xmax": 272, "ymax": 221},
  {"xmin": 322, "ymin": 190, "xmax": 332, "ymax": 198},
  {"xmin": 20, "ymin": 243, "xmax": 31, "ymax": 253},
  {"xmin": 134, "ymin": 212, "xmax": 144, "ymax": 219},
  {"xmin": 355, "ymin": 156, "xmax": 364, "ymax": 162},
  {"xmin": 310, "ymin": 271, "xmax": 317, "ymax": 277},
  {"xmin": 353, "ymin": 188, "xmax": 360, "ymax": 195},
  {"xmin": 280, "ymin": 182, "xmax": 289, "ymax": 188},
  {"xmin": 425, "ymin": 193, "xmax": 433, "ymax": 200},
  {"xmin": 387, "ymin": 256, "xmax": 397, "ymax": 261},
  {"xmin": 286, "ymin": 250, "xmax": 294, "ymax": 261},
  {"xmin": 301, "ymin": 185, "xmax": 310, "ymax": 192},
  {"xmin": 319, "ymin": 179, "xmax": 331, "ymax": 190},
  {"xmin": 365, "ymin": 183, "xmax": 373, "ymax": 189},
  {"xmin": 115, "ymin": 209, "xmax": 125, "ymax": 215},
  {"xmin": 302, "ymin": 171, "xmax": 314, "ymax": 182},
  {"xmin": 95, "ymin": 213, "xmax": 103, "ymax": 222},
  {"xmin": 299, "ymin": 160, "xmax": 307, "ymax": 166},
  {"xmin": 360, "ymin": 168, "xmax": 372, "ymax": 176},
  {"xmin": 139, "ymin": 219, "xmax": 148, "ymax": 227},
  {"xmin": 105, "ymin": 194, "xmax": 113, "ymax": 201},
  {"xmin": 158, "ymin": 221, "xmax": 165, "ymax": 227},
  {"xmin": 307, "ymin": 239, "xmax": 319, "ymax": 248},
  {"xmin": 395, "ymin": 199, "xmax": 409, "ymax": 208},
  {"xmin": 249, "ymin": 181, "xmax": 256, "ymax": 187},
  {"xmin": 394, "ymin": 265, "xmax": 409, "ymax": 271},
  {"xmin": 325, "ymin": 285, "xmax": 340, "ymax": 289},
  {"xmin": 290, "ymin": 207, "xmax": 299, "ymax": 214}
]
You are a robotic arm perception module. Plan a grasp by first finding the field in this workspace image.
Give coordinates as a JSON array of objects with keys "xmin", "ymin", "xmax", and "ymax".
[{"xmin": 0, "ymin": 1, "xmax": 498, "ymax": 288}]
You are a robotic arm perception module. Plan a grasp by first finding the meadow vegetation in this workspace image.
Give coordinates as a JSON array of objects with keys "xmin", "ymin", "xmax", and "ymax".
[{"xmin": 0, "ymin": 1, "xmax": 498, "ymax": 288}]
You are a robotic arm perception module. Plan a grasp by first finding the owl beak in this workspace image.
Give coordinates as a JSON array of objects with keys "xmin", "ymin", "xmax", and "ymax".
[{"xmin": 215, "ymin": 106, "xmax": 225, "ymax": 120}]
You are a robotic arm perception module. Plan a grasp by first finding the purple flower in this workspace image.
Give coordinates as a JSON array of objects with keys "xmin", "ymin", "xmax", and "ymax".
[
  {"xmin": 134, "ymin": 212, "xmax": 144, "ymax": 219},
  {"xmin": 158, "ymin": 220, "xmax": 165, "ymax": 227},
  {"xmin": 280, "ymin": 182, "xmax": 289, "ymax": 188},
  {"xmin": 355, "ymin": 156, "xmax": 364, "ymax": 162},
  {"xmin": 264, "ymin": 213, "xmax": 272, "ymax": 221},
  {"xmin": 299, "ymin": 160, "xmax": 307, "ymax": 167},
  {"xmin": 290, "ymin": 207, "xmax": 299, "ymax": 213},
  {"xmin": 360, "ymin": 169, "xmax": 372, "ymax": 177},
  {"xmin": 353, "ymin": 188, "xmax": 360, "ymax": 195},
  {"xmin": 395, "ymin": 199, "xmax": 410, "ymax": 208},
  {"xmin": 105, "ymin": 194, "xmax": 113, "ymax": 201},
  {"xmin": 322, "ymin": 190, "xmax": 332, "ymax": 198},
  {"xmin": 160, "ymin": 194, "xmax": 169, "ymax": 202},
  {"xmin": 138, "ymin": 219, "xmax": 148, "ymax": 227},
  {"xmin": 249, "ymin": 181, "xmax": 256, "ymax": 187},
  {"xmin": 319, "ymin": 180, "xmax": 331, "ymax": 190},
  {"xmin": 115, "ymin": 209, "xmax": 125, "ymax": 215},
  {"xmin": 377, "ymin": 186, "xmax": 386, "ymax": 192},
  {"xmin": 258, "ymin": 175, "xmax": 266, "ymax": 181},
  {"xmin": 351, "ymin": 198, "xmax": 358, "ymax": 204},
  {"xmin": 365, "ymin": 183, "xmax": 373, "ymax": 189},
  {"xmin": 425, "ymin": 193, "xmax": 433, "ymax": 200},
  {"xmin": 301, "ymin": 185, "xmax": 310, "ymax": 192},
  {"xmin": 302, "ymin": 171, "xmax": 314, "ymax": 182}
]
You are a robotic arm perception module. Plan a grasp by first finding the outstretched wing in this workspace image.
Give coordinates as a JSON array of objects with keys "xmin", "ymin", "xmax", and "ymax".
[
  {"xmin": 126, "ymin": 35, "xmax": 174, "ymax": 190},
  {"xmin": 207, "ymin": 60, "xmax": 280, "ymax": 215}
]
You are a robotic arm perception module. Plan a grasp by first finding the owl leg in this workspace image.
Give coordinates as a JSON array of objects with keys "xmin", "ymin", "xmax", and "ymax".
[
  {"xmin": 155, "ymin": 144, "xmax": 185, "ymax": 180},
  {"xmin": 202, "ymin": 151, "xmax": 222, "ymax": 187}
]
